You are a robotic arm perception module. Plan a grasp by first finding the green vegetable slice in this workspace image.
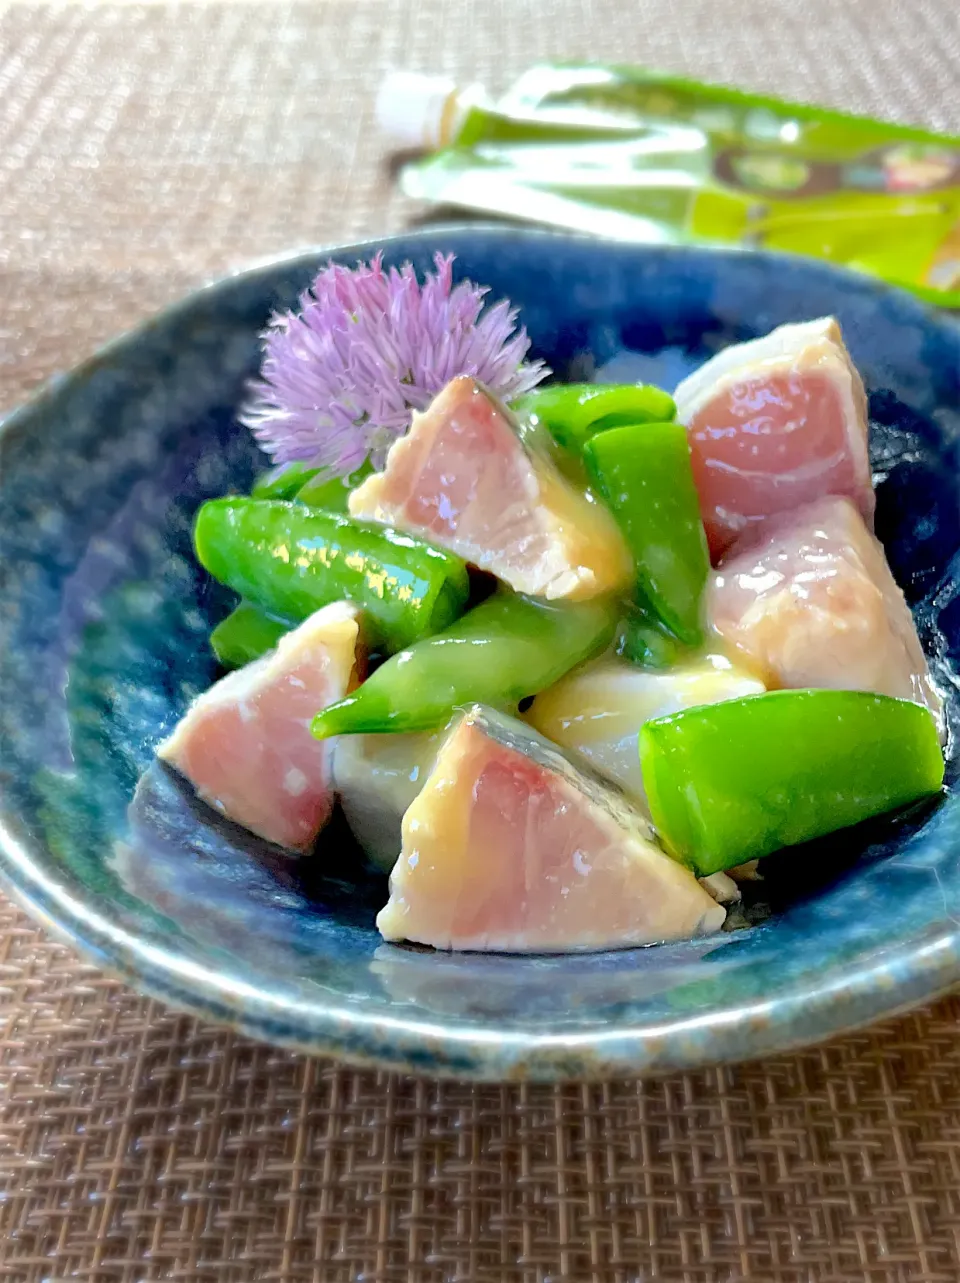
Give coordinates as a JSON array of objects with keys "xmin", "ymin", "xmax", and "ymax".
[
  {"xmin": 584, "ymin": 422, "xmax": 708, "ymax": 647},
  {"xmin": 311, "ymin": 590, "xmax": 619, "ymax": 737},
  {"xmin": 251, "ymin": 461, "xmax": 321, "ymax": 501},
  {"xmin": 640, "ymin": 689, "xmax": 945, "ymax": 875},
  {"xmin": 194, "ymin": 498, "xmax": 470, "ymax": 654},
  {"xmin": 296, "ymin": 459, "xmax": 375, "ymax": 511},
  {"xmin": 210, "ymin": 601, "xmax": 293, "ymax": 668},
  {"xmin": 514, "ymin": 383, "xmax": 676, "ymax": 453}
]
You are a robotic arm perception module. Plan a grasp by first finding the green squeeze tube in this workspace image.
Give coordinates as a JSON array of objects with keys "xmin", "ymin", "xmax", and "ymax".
[{"xmin": 379, "ymin": 67, "xmax": 960, "ymax": 306}]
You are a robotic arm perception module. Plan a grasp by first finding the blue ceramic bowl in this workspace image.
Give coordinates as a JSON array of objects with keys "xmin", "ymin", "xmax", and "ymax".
[{"xmin": 2, "ymin": 228, "xmax": 960, "ymax": 1080}]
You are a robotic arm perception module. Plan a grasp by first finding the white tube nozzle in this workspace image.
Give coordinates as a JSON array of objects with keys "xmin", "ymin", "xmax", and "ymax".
[{"xmin": 375, "ymin": 71, "xmax": 461, "ymax": 151}]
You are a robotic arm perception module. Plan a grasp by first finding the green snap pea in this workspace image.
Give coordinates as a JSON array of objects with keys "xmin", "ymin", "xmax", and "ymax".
[
  {"xmin": 584, "ymin": 422, "xmax": 708, "ymax": 647},
  {"xmin": 640, "ymin": 690, "xmax": 945, "ymax": 876},
  {"xmin": 615, "ymin": 606, "xmax": 687, "ymax": 670},
  {"xmin": 251, "ymin": 461, "xmax": 321, "ymax": 501},
  {"xmin": 210, "ymin": 601, "xmax": 293, "ymax": 668},
  {"xmin": 194, "ymin": 498, "xmax": 470, "ymax": 654},
  {"xmin": 296, "ymin": 459, "xmax": 375, "ymax": 511},
  {"xmin": 311, "ymin": 590, "xmax": 619, "ymax": 737},
  {"xmin": 514, "ymin": 383, "xmax": 676, "ymax": 454}
]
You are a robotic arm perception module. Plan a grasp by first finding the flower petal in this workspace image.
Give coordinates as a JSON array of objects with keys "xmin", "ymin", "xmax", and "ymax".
[{"xmin": 240, "ymin": 254, "xmax": 549, "ymax": 476}]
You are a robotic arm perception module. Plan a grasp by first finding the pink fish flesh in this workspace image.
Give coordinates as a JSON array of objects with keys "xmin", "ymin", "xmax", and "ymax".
[
  {"xmin": 377, "ymin": 705, "xmax": 724, "ymax": 952},
  {"xmin": 158, "ymin": 601, "xmax": 364, "ymax": 850},
  {"xmin": 674, "ymin": 317, "xmax": 874, "ymax": 561},
  {"xmin": 709, "ymin": 495, "xmax": 942, "ymax": 727}
]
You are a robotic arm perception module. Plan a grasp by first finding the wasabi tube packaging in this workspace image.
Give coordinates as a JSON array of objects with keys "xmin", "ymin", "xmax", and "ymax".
[{"xmin": 380, "ymin": 65, "xmax": 960, "ymax": 306}]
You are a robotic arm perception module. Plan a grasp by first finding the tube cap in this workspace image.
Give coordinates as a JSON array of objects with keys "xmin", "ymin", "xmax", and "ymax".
[{"xmin": 375, "ymin": 72, "xmax": 460, "ymax": 150}]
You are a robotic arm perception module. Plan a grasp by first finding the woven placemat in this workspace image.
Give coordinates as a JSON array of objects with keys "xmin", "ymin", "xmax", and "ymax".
[{"xmin": 2, "ymin": 3, "xmax": 960, "ymax": 1279}]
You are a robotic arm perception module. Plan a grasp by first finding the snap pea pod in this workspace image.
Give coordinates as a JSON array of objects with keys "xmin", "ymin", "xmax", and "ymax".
[
  {"xmin": 210, "ymin": 600, "xmax": 293, "ymax": 668},
  {"xmin": 296, "ymin": 459, "xmax": 374, "ymax": 511},
  {"xmin": 311, "ymin": 590, "xmax": 619, "ymax": 737},
  {"xmin": 584, "ymin": 422, "xmax": 708, "ymax": 647},
  {"xmin": 514, "ymin": 383, "xmax": 676, "ymax": 454},
  {"xmin": 251, "ymin": 459, "xmax": 374, "ymax": 509},
  {"xmin": 194, "ymin": 498, "xmax": 470, "ymax": 654},
  {"xmin": 640, "ymin": 690, "xmax": 945, "ymax": 876},
  {"xmin": 615, "ymin": 606, "xmax": 686, "ymax": 670},
  {"xmin": 251, "ymin": 461, "xmax": 321, "ymax": 501}
]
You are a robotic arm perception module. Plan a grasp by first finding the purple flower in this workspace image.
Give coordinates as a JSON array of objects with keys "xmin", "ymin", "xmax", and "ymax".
[{"xmin": 241, "ymin": 252, "xmax": 549, "ymax": 476}]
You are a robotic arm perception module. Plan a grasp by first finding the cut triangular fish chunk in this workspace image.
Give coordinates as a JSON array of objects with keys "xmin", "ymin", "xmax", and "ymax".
[
  {"xmin": 349, "ymin": 376, "xmax": 632, "ymax": 600},
  {"xmin": 159, "ymin": 601, "xmax": 364, "ymax": 850},
  {"xmin": 674, "ymin": 318, "xmax": 874, "ymax": 560},
  {"xmin": 377, "ymin": 705, "xmax": 725, "ymax": 952},
  {"xmin": 709, "ymin": 496, "xmax": 942, "ymax": 727}
]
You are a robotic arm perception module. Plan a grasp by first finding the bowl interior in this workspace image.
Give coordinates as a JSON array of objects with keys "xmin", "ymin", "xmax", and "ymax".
[{"xmin": 2, "ymin": 228, "xmax": 960, "ymax": 1079}]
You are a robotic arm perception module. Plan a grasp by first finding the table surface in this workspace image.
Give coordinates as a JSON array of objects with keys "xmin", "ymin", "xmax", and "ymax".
[{"xmin": 2, "ymin": 2, "xmax": 960, "ymax": 1280}]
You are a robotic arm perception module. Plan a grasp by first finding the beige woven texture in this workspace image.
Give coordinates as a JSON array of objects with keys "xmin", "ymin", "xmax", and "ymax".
[{"xmin": 2, "ymin": 2, "xmax": 960, "ymax": 1279}]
